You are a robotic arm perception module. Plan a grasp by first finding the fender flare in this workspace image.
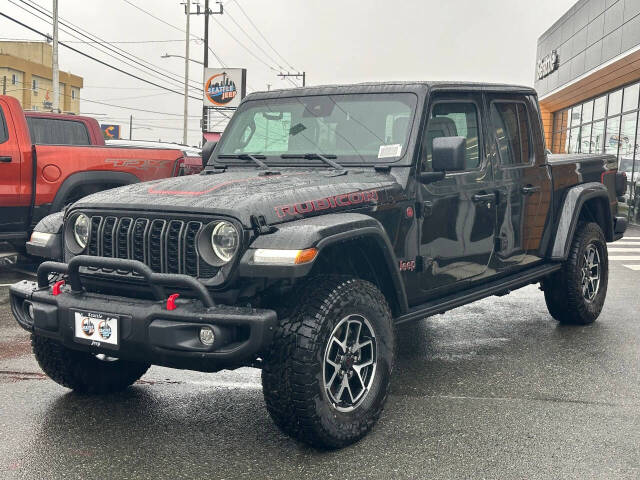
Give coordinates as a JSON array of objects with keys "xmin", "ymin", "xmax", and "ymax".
[
  {"xmin": 50, "ymin": 171, "xmax": 140, "ymax": 212},
  {"xmin": 550, "ymin": 182, "xmax": 612, "ymax": 260},
  {"xmin": 239, "ymin": 213, "xmax": 409, "ymax": 314}
]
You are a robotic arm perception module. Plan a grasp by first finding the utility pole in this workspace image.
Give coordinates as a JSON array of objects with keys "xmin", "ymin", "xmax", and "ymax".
[
  {"xmin": 183, "ymin": 0, "xmax": 191, "ymax": 145},
  {"xmin": 278, "ymin": 71, "xmax": 306, "ymax": 87},
  {"xmin": 52, "ymin": 0, "xmax": 59, "ymax": 112},
  {"xmin": 129, "ymin": 115, "xmax": 133, "ymax": 140},
  {"xmin": 2, "ymin": 76, "xmax": 6, "ymax": 95}
]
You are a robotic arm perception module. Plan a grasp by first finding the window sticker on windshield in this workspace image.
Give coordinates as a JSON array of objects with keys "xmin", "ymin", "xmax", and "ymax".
[{"xmin": 378, "ymin": 144, "xmax": 402, "ymax": 158}]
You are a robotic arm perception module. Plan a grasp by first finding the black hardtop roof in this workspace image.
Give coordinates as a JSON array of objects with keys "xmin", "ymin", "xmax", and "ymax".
[{"xmin": 245, "ymin": 81, "xmax": 537, "ymax": 101}]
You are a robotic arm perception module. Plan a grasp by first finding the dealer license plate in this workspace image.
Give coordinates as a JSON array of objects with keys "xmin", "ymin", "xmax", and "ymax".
[{"xmin": 73, "ymin": 310, "xmax": 120, "ymax": 350}]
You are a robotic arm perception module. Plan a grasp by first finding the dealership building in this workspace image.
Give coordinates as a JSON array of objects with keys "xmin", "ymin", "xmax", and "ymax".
[{"xmin": 535, "ymin": 0, "xmax": 640, "ymax": 224}]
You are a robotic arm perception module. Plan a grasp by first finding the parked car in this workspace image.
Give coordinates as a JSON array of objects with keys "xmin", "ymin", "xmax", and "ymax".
[
  {"xmin": 0, "ymin": 95, "xmax": 190, "ymax": 252},
  {"xmin": 107, "ymin": 139, "xmax": 203, "ymax": 175},
  {"xmin": 10, "ymin": 82, "xmax": 627, "ymax": 449}
]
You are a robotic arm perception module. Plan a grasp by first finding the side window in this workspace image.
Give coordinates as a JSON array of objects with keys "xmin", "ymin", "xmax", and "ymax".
[
  {"xmin": 490, "ymin": 102, "xmax": 533, "ymax": 166},
  {"xmin": 423, "ymin": 102, "xmax": 480, "ymax": 171},
  {"xmin": 25, "ymin": 118, "xmax": 91, "ymax": 145},
  {"xmin": 0, "ymin": 107, "xmax": 8, "ymax": 144}
]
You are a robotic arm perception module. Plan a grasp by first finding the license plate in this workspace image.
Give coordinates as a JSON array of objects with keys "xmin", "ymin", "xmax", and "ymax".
[{"xmin": 73, "ymin": 310, "xmax": 120, "ymax": 350}]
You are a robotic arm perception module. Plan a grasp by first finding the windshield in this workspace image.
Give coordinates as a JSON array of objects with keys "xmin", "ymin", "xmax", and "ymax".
[{"xmin": 215, "ymin": 93, "xmax": 417, "ymax": 164}]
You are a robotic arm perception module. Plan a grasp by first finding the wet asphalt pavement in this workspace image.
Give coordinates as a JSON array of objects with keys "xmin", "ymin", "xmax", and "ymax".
[{"xmin": 1, "ymin": 241, "xmax": 640, "ymax": 479}]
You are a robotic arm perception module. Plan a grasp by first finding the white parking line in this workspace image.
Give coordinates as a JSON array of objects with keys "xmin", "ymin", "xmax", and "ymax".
[
  {"xmin": 609, "ymin": 241, "xmax": 640, "ymax": 245},
  {"xmin": 623, "ymin": 265, "xmax": 640, "ymax": 271},
  {"xmin": 608, "ymin": 248, "xmax": 640, "ymax": 252},
  {"xmin": 609, "ymin": 256, "xmax": 640, "ymax": 261}
]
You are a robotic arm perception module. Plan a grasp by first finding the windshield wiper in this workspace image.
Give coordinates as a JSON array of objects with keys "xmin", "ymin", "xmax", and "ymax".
[
  {"xmin": 281, "ymin": 153, "xmax": 346, "ymax": 172},
  {"xmin": 218, "ymin": 153, "xmax": 269, "ymax": 169}
]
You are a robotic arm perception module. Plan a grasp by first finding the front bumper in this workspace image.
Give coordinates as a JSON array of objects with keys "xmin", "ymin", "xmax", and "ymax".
[{"xmin": 10, "ymin": 256, "xmax": 277, "ymax": 372}]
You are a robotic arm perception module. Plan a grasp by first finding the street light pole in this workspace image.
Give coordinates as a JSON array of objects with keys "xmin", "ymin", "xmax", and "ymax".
[
  {"xmin": 52, "ymin": 0, "xmax": 59, "ymax": 112},
  {"xmin": 183, "ymin": 0, "xmax": 190, "ymax": 145}
]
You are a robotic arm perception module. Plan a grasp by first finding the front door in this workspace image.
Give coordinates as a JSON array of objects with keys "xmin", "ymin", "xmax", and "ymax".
[
  {"xmin": 486, "ymin": 94, "xmax": 550, "ymax": 270},
  {"xmin": 418, "ymin": 93, "xmax": 497, "ymax": 297},
  {"xmin": 0, "ymin": 100, "xmax": 24, "ymax": 232}
]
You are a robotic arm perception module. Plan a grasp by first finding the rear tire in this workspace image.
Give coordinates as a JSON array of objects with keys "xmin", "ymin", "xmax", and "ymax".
[
  {"xmin": 32, "ymin": 335, "xmax": 150, "ymax": 394},
  {"xmin": 262, "ymin": 276, "xmax": 394, "ymax": 449},
  {"xmin": 542, "ymin": 222, "xmax": 608, "ymax": 325}
]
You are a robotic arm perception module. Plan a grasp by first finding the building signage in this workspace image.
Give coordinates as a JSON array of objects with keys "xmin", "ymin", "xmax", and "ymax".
[
  {"xmin": 536, "ymin": 51, "xmax": 559, "ymax": 80},
  {"xmin": 203, "ymin": 68, "xmax": 246, "ymax": 108},
  {"xmin": 101, "ymin": 124, "xmax": 121, "ymax": 140}
]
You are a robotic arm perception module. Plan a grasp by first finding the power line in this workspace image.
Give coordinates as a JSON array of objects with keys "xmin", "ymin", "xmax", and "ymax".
[
  {"xmin": 209, "ymin": 14, "xmax": 278, "ymax": 71},
  {"xmin": 62, "ymin": 39, "xmax": 193, "ymax": 44},
  {"xmin": 223, "ymin": 10, "xmax": 285, "ymax": 71},
  {"xmin": 6, "ymin": 78, "xmax": 211, "ymax": 117},
  {"xmin": 228, "ymin": 0, "xmax": 297, "ymax": 71},
  {"xmin": 120, "ymin": 0, "xmax": 226, "ymax": 68},
  {"xmin": 14, "ymin": 0, "xmax": 203, "ymax": 92},
  {"xmin": 0, "ymin": 11, "xmax": 207, "ymax": 102}
]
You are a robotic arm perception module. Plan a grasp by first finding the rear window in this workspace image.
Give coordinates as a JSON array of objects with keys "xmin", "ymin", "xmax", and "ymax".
[{"xmin": 26, "ymin": 117, "xmax": 91, "ymax": 145}]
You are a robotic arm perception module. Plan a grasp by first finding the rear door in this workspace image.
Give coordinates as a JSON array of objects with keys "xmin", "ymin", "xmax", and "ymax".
[
  {"xmin": 486, "ymin": 94, "xmax": 551, "ymax": 270},
  {"xmin": 0, "ymin": 100, "xmax": 25, "ymax": 232},
  {"xmin": 417, "ymin": 91, "xmax": 497, "ymax": 297}
]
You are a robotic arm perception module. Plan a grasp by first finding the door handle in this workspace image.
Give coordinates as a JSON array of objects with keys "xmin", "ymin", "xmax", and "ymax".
[
  {"xmin": 521, "ymin": 185, "xmax": 541, "ymax": 195},
  {"xmin": 0, "ymin": 156, "xmax": 11, "ymax": 163},
  {"xmin": 472, "ymin": 193, "xmax": 496, "ymax": 203}
]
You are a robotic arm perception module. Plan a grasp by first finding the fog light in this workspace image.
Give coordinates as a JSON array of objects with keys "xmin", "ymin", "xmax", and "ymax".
[{"xmin": 199, "ymin": 326, "xmax": 215, "ymax": 346}]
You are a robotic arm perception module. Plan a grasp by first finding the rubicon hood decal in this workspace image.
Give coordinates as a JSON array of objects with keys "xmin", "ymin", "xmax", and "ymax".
[{"xmin": 72, "ymin": 168, "xmax": 402, "ymax": 227}]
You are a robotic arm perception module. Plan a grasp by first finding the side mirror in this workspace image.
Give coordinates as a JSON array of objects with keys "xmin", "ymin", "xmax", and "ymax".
[
  {"xmin": 201, "ymin": 141, "xmax": 217, "ymax": 169},
  {"xmin": 432, "ymin": 136, "xmax": 466, "ymax": 172}
]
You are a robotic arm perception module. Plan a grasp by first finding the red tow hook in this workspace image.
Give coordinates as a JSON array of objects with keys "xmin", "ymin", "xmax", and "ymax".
[
  {"xmin": 52, "ymin": 280, "xmax": 65, "ymax": 296},
  {"xmin": 166, "ymin": 293, "xmax": 180, "ymax": 311}
]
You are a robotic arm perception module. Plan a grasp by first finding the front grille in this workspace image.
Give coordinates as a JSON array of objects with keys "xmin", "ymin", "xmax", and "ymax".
[{"xmin": 86, "ymin": 215, "xmax": 217, "ymax": 279}]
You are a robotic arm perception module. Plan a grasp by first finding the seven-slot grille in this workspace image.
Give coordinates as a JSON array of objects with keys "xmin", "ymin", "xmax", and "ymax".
[{"xmin": 86, "ymin": 215, "xmax": 216, "ymax": 279}]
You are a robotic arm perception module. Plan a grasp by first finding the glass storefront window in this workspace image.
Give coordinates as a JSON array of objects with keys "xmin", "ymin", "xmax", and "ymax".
[
  {"xmin": 605, "ymin": 116, "xmax": 621, "ymax": 155},
  {"xmin": 582, "ymin": 100, "xmax": 594, "ymax": 124},
  {"xmin": 592, "ymin": 121, "xmax": 604, "ymax": 153},
  {"xmin": 593, "ymin": 95, "xmax": 607, "ymax": 120},
  {"xmin": 564, "ymin": 129, "xmax": 570, "ymax": 154},
  {"xmin": 580, "ymin": 123, "xmax": 592, "ymax": 153},
  {"xmin": 608, "ymin": 89, "xmax": 623, "ymax": 116},
  {"xmin": 623, "ymin": 84, "xmax": 640, "ymax": 113},
  {"xmin": 619, "ymin": 112, "xmax": 637, "ymax": 157},
  {"xmin": 570, "ymin": 105, "xmax": 582, "ymax": 127},
  {"xmin": 569, "ymin": 127, "xmax": 580, "ymax": 153}
]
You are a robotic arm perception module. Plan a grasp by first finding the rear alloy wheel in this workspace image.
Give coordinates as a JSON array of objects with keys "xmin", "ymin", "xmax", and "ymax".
[
  {"xmin": 262, "ymin": 276, "xmax": 394, "ymax": 449},
  {"xmin": 542, "ymin": 222, "xmax": 608, "ymax": 325}
]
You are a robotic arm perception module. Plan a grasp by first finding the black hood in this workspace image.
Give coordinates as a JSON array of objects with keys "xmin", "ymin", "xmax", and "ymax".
[{"xmin": 72, "ymin": 167, "xmax": 405, "ymax": 227}]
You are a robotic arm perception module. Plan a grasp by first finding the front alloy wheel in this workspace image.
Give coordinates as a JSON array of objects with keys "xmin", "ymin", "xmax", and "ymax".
[
  {"xmin": 262, "ymin": 276, "xmax": 394, "ymax": 449},
  {"xmin": 323, "ymin": 314, "xmax": 377, "ymax": 412}
]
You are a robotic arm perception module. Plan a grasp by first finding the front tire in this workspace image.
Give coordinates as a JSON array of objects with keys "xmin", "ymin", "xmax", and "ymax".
[
  {"xmin": 32, "ymin": 335, "xmax": 150, "ymax": 394},
  {"xmin": 262, "ymin": 276, "xmax": 394, "ymax": 449},
  {"xmin": 542, "ymin": 222, "xmax": 608, "ymax": 325}
]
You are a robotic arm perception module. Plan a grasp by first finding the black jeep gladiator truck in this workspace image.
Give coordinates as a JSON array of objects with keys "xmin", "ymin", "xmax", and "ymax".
[{"xmin": 10, "ymin": 82, "xmax": 628, "ymax": 449}]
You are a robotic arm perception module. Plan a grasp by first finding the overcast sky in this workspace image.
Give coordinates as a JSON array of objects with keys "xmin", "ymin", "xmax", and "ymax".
[{"xmin": 2, "ymin": 0, "xmax": 576, "ymax": 145}]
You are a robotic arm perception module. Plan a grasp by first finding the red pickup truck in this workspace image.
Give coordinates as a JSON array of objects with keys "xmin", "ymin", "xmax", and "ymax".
[{"xmin": 0, "ymin": 95, "xmax": 193, "ymax": 249}]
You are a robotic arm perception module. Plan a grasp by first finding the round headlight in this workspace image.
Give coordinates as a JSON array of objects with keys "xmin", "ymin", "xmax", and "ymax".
[
  {"xmin": 73, "ymin": 214, "xmax": 90, "ymax": 249},
  {"xmin": 211, "ymin": 221, "xmax": 239, "ymax": 263}
]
